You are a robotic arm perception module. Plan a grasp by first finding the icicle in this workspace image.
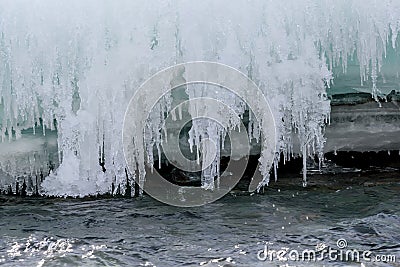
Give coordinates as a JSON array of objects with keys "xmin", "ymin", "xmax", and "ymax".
[
  {"xmin": 0, "ymin": 0, "xmax": 398, "ymax": 196},
  {"xmin": 302, "ymin": 145, "xmax": 307, "ymax": 188}
]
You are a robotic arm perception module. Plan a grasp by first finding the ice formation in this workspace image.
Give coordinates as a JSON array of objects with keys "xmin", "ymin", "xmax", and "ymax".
[{"xmin": 0, "ymin": 0, "xmax": 399, "ymax": 196}]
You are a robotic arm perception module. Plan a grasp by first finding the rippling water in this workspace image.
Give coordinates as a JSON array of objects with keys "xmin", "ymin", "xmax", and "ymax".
[{"xmin": 1, "ymin": 183, "xmax": 399, "ymax": 267}]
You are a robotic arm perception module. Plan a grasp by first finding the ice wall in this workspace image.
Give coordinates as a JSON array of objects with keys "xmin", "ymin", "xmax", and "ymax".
[{"xmin": 0, "ymin": 0, "xmax": 399, "ymax": 196}]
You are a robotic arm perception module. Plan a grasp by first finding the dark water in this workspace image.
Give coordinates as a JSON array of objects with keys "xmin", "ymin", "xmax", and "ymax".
[{"xmin": 1, "ymin": 184, "xmax": 399, "ymax": 267}]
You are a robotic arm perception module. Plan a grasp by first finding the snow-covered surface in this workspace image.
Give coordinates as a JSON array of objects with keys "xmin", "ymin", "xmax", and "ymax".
[
  {"xmin": 325, "ymin": 102, "xmax": 400, "ymax": 152},
  {"xmin": 0, "ymin": 0, "xmax": 399, "ymax": 196}
]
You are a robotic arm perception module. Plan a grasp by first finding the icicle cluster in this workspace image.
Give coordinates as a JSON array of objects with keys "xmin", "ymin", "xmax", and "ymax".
[{"xmin": 0, "ymin": 0, "xmax": 399, "ymax": 196}]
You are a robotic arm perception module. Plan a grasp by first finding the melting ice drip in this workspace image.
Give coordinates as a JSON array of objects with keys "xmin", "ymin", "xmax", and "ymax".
[{"xmin": 0, "ymin": 0, "xmax": 399, "ymax": 196}]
